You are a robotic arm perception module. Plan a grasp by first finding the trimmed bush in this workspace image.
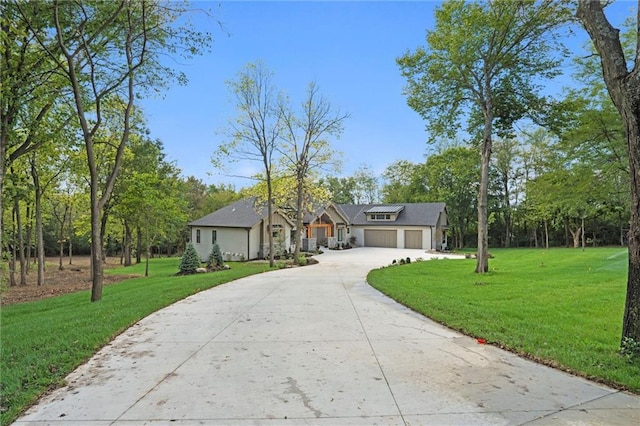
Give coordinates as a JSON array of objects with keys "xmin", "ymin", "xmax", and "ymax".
[{"xmin": 178, "ymin": 244, "xmax": 200, "ymax": 274}]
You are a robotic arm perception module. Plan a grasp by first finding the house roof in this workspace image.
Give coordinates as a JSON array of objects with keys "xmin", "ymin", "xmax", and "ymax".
[
  {"xmin": 337, "ymin": 202, "xmax": 446, "ymax": 227},
  {"xmin": 188, "ymin": 198, "xmax": 271, "ymax": 228},
  {"xmin": 190, "ymin": 199, "xmax": 446, "ymax": 229},
  {"xmin": 303, "ymin": 203, "xmax": 350, "ymax": 225}
]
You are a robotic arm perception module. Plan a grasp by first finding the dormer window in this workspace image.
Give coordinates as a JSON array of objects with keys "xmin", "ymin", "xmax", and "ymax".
[
  {"xmin": 365, "ymin": 205, "xmax": 404, "ymax": 222},
  {"xmin": 371, "ymin": 214, "xmax": 391, "ymax": 220}
]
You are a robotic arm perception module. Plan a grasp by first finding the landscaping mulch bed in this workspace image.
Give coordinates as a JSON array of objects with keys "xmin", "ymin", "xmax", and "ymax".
[{"xmin": 1, "ymin": 257, "xmax": 138, "ymax": 306}]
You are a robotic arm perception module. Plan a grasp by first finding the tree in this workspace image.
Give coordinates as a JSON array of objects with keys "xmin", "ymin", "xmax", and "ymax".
[
  {"xmin": 381, "ymin": 160, "xmax": 420, "ymax": 203},
  {"xmin": 179, "ymin": 243, "xmax": 200, "ymax": 275},
  {"xmin": 279, "ymin": 82, "xmax": 348, "ymax": 263},
  {"xmin": 0, "ymin": 1, "xmax": 71, "ymax": 282},
  {"xmin": 398, "ymin": 0, "xmax": 569, "ymax": 272},
  {"xmin": 207, "ymin": 243, "xmax": 223, "ymax": 270},
  {"xmin": 577, "ymin": 0, "xmax": 640, "ymax": 345},
  {"xmin": 421, "ymin": 147, "xmax": 480, "ymax": 249},
  {"xmin": 215, "ymin": 62, "xmax": 283, "ymax": 267},
  {"xmin": 320, "ymin": 176, "xmax": 357, "ymax": 204},
  {"xmin": 492, "ymin": 138, "xmax": 522, "ymax": 247},
  {"xmin": 352, "ymin": 164, "xmax": 380, "ymax": 204},
  {"xmin": 28, "ymin": 0, "xmax": 210, "ymax": 301}
]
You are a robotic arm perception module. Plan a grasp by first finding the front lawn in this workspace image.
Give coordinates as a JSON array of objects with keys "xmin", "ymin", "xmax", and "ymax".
[
  {"xmin": 0, "ymin": 258, "xmax": 272, "ymax": 425},
  {"xmin": 368, "ymin": 247, "xmax": 640, "ymax": 392}
]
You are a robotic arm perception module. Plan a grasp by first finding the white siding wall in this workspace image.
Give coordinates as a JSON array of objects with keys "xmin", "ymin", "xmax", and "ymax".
[
  {"xmin": 425, "ymin": 227, "xmax": 433, "ymax": 250},
  {"xmin": 352, "ymin": 228, "xmax": 365, "ymax": 247},
  {"xmin": 191, "ymin": 227, "xmax": 249, "ymax": 261},
  {"xmin": 249, "ymin": 225, "xmax": 261, "ymax": 260}
]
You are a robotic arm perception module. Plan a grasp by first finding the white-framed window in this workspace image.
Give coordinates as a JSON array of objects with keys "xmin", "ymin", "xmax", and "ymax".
[
  {"xmin": 337, "ymin": 228, "xmax": 344, "ymax": 242},
  {"xmin": 212, "ymin": 230, "xmax": 217, "ymax": 244},
  {"xmin": 196, "ymin": 229, "xmax": 201, "ymax": 243},
  {"xmin": 369, "ymin": 214, "xmax": 392, "ymax": 221}
]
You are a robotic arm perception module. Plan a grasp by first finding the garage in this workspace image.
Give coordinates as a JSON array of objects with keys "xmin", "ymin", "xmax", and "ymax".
[
  {"xmin": 364, "ymin": 229, "xmax": 397, "ymax": 248},
  {"xmin": 404, "ymin": 230, "xmax": 423, "ymax": 249}
]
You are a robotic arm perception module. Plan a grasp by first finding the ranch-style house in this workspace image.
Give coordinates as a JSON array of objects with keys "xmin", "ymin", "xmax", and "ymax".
[{"xmin": 188, "ymin": 198, "xmax": 448, "ymax": 261}]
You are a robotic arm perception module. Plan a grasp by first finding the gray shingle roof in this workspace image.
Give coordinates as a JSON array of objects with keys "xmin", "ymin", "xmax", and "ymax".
[
  {"xmin": 190, "ymin": 199, "xmax": 446, "ymax": 229},
  {"xmin": 337, "ymin": 203, "xmax": 446, "ymax": 227},
  {"xmin": 188, "ymin": 198, "xmax": 268, "ymax": 228}
]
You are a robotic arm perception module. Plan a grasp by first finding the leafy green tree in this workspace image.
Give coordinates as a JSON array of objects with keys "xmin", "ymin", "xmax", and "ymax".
[
  {"xmin": 351, "ymin": 164, "xmax": 379, "ymax": 204},
  {"xmin": 398, "ymin": 0, "xmax": 569, "ymax": 272},
  {"xmin": 492, "ymin": 138, "xmax": 523, "ymax": 247},
  {"xmin": 31, "ymin": 0, "xmax": 211, "ymax": 301},
  {"xmin": 381, "ymin": 160, "xmax": 420, "ymax": 203},
  {"xmin": 320, "ymin": 176, "xmax": 357, "ymax": 204},
  {"xmin": 179, "ymin": 243, "xmax": 200, "ymax": 275},
  {"xmin": 421, "ymin": 147, "xmax": 480, "ymax": 249},
  {"xmin": 0, "ymin": 1, "xmax": 71, "ymax": 280},
  {"xmin": 577, "ymin": 0, "xmax": 640, "ymax": 344}
]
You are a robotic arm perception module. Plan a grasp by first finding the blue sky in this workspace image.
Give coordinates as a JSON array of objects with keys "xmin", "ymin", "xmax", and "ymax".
[{"xmin": 140, "ymin": 0, "xmax": 635, "ymax": 190}]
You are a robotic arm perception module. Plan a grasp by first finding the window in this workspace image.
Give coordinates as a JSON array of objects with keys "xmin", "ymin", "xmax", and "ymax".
[
  {"xmin": 196, "ymin": 229, "xmax": 201, "ymax": 243},
  {"xmin": 369, "ymin": 214, "xmax": 392, "ymax": 221},
  {"xmin": 212, "ymin": 230, "xmax": 217, "ymax": 244},
  {"xmin": 337, "ymin": 228, "xmax": 344, "ymax": 242}
]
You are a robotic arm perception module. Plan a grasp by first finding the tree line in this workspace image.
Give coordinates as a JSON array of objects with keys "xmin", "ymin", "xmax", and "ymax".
[{"xmin": 2, "ymin": 0, "xmax": 638, "ymax": 348}]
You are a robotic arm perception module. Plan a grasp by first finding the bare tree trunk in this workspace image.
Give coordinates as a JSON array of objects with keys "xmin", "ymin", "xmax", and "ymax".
[
  {"xmin": 476, "ymin": 129, "xmax": 491, "ymax": 272},
  {"xmin": 89, "ymin": 192, "xmax": 103, "ymax": 301},
  {"xmin": 58, "ymin": 210, "xmax": 65, "ymax": 271},
  {"xmin": 581, "ymin": 217, "xmax": 586, "ymax": 250},
  {"xmin": 68, "ymin": 204, "xmax": 73, "ymax": 265},
  {"xmin": 293, "ymin": 180, "xmax": 304, "ymax": 264},
  {"xmin": 30, "ymin": 160, "xmax": 44, "ymax": 285},
  {"xmin": 136, "ymin": 227, "xmax": 142, "ymax": 264},
  {"xmin": 544, "ymin": 220, "xmax": 549, "ymax": 250},
  {"xmin": 14, "ymin": 196, "xmax": 27, "ymax": 285},
  {"xmin": 266, "ymin": 172, "xmax": 275, "ymax": 268},
  {"xmin": 9, "ymin": 208, "xmax": 16, "ymax": 287},
  {"xmin": 25, "ymin": 204, "xmax": 32, "ymax": 273},
  {"xmin": 476, "ymin": 85, "xmax": 493, "ymax": 273},
  {"xmin": 123, "ymin": 222, "xmax": 132, "ymax": 266},
  {"xmin": 100, "ymin": 203, "xmax": 110, "ymax": 261}
]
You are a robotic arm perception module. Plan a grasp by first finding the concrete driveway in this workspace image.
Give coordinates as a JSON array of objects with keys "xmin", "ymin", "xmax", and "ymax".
[{"xmin": 14, "ymin": 248, "xmax": 639, "ymax": 425}]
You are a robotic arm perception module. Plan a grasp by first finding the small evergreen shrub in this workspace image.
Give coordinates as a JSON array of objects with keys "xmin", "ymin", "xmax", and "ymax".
[
  {"xmin": 297, "ymin": 255, "xmax": 307, "ymax": 266},
  {"xmin": 207, "ymin": 243, "xmax": 224, "ymax": 270},
  {"xmin": 178, "ymin": 244, "xmax": 201, "ymax": 274}
]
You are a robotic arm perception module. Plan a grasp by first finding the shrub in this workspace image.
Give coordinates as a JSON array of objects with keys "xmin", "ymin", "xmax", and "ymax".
[
  {"xmin": 297, "ymin": 255, "xmax": 308, "ymax": 266},
  {"xmin": 178, "ymin": 244, "xmax": 201, "ymax": 274},
  {"xmin": 621, "ymin": 337, "xmax": 640, "ymax": 363},
  {"xmin": 207, "ymin": 243, "xmax": 224, "ymax": 270}
]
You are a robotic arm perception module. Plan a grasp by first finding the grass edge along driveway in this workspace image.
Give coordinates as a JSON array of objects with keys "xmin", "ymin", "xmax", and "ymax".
[
  {"xmin": 0, "ymin": 258, "xmax": 272, "ymax": 425},
  {"xmin": 368, "ymin": 247, "xmax": 640, "ymax": 393}
]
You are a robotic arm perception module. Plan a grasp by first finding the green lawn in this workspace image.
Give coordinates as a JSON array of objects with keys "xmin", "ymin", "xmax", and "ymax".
[
  {"xmin": 0, "ymin": 258, "xmax": 272, "ymax": 425},
  {"xmin": 368, "ymin": 247, "xmax": 639, "ymax": 392}
]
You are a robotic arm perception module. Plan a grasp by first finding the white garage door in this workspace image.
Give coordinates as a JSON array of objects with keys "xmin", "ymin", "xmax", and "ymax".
[
  {"xmin": 405, "ymin": 230, "xmax": 423, "ymax": 249},
  {"xmin": 364, "ymin": 230, "xmax": 397, "ymax": 248}
]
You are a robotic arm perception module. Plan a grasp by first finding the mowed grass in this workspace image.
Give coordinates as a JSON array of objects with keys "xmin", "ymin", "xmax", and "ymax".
[
  {"xmin": 0, "ymin": 258, "xmax": 272, "ymax": 425},
  {"xmin": 368, "ymin": 248, "xmax": 640, "ymax": 392}
]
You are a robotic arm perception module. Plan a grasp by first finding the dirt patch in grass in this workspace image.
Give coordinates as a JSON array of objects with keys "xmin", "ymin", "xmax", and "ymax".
[{"xmin": 1, "ymin": 257, "xmax": 139, "ymax": 306}]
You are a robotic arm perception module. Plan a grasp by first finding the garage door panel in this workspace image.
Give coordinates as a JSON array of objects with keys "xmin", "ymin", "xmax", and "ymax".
[
  {"xmin": 364, "ymin": 230, "xmax": 397, "ymax": 248},
  {"xmin": 405, "ymin": 230, "xmax": 422, "ymax": 249}
]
